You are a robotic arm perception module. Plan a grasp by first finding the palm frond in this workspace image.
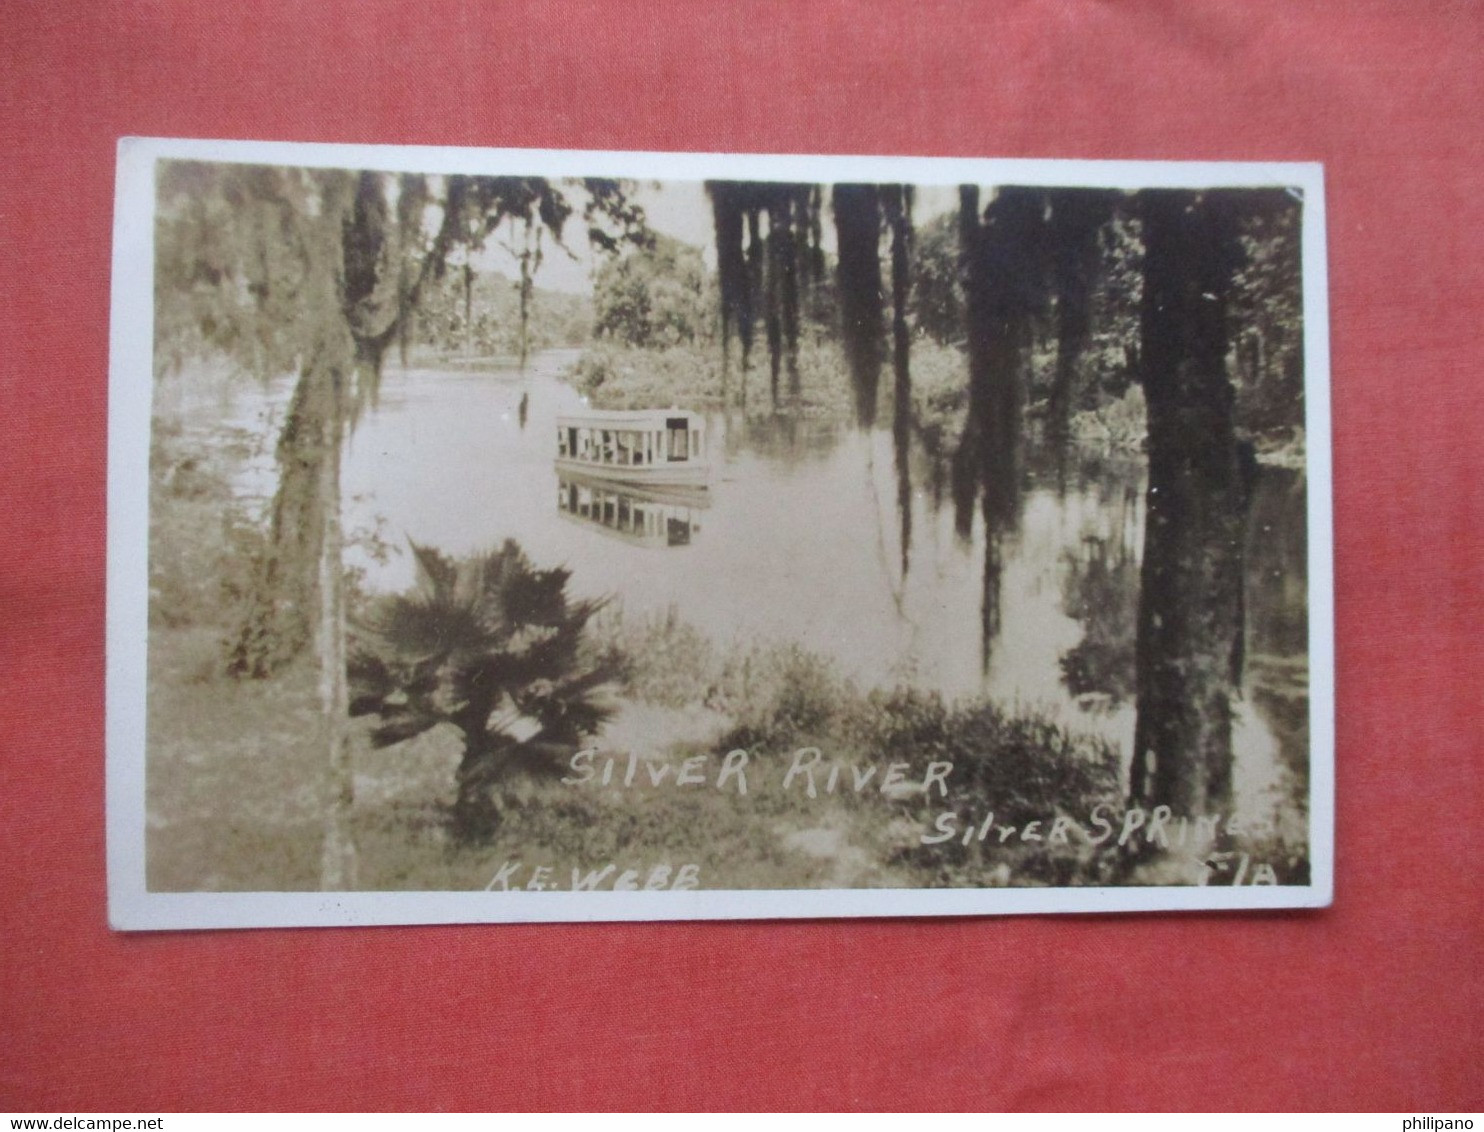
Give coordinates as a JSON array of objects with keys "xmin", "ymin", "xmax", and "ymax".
[{"xmin": 408, "ymin": 540, "xmax": 459, "ymax": 599}]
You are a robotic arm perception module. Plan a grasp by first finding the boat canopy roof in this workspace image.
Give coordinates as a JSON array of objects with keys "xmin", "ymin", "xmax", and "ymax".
[{"xmin": 557, "ymin": 408, "xmax": 704, "ymax": 429}]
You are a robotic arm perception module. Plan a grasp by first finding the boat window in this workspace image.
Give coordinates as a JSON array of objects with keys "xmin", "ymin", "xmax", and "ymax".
[{"xmin": 666, "ymin": 419, "xmax": 690, "ymax": 462}]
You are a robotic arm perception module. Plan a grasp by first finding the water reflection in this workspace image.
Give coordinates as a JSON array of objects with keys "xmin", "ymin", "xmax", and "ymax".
[
  {"xmin": 1057, "ymin": 477, "xmax": 1142, "ymax": 709},
  {"xmin": 1243, "ymin": 464, "xmax": 1310, "ymax": 803},
  {"xmin": 556, "ymin": 472, "xmax": 706, "ymax": 548}
]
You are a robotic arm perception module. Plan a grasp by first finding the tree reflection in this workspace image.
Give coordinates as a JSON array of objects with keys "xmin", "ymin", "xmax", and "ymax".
[{"xmin": 1058, "ymin": 479, "xmax": 1141, "ymax": 707}]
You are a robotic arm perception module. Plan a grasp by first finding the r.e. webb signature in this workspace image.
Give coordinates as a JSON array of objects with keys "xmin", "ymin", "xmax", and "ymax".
[{"xmin": 485, "ymin": 861, "xmax": 701, "ymax": 892}]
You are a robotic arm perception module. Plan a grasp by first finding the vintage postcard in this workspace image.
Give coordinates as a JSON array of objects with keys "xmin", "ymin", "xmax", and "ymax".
[{"xmin": 107, "ymin": 139, "xmax": 1333, "ymax": 928}]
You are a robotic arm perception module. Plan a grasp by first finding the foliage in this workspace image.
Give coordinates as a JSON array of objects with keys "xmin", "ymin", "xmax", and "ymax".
[
  {"xmin": 148, "ymin": 415, "xmax": 266, "ymax": 639},
  {"xmin": 1076, "ymin": 209, "xmax": 1144, "ymax": 408},
  {"xmin": 909, "ymin": 210, "xmax": 965, "ymax": 346},
  {"xmin": 592, "ymin": 233, "xmax": 714, "ymax": 348},
  {"xmin": 594, "ymin": 607, "xmax": 1121, "ymax": 838},
  {"xmin": 348, "ymin": 540, "xmax": 618, "ymax": 838},
  {"xmin": 1068, "ymin": 382, "xmax": 1147, "ymax": 453},
  {"xmin": 415, "ymin": 267, "xmax": 591, "ymax": 359},
  {"xmin": 905, "ymin": 339, "xmax": 970, "ymax": 452},
  {"xmin": 567, "ymin": 341, "xmax": 858, "ymax": 420},
  {"xmin": 1058, "ymin": 521, "xmax": 1141, "ymax": 706},
  {"xmin": 1230, "ymin": 201, "xmax": 1304, "ymax": 439}
]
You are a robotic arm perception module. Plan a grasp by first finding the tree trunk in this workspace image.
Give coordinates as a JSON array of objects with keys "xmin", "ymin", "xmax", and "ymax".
[
  {"xmin": 463, "ymin": 260, "xmax": 474, "ymax": 362},
  {"xmin": 452, "ymin": 704, "xmax": 504, "ymax": 842},
  {"xmin": 316, "ymin": 358, "xmax": 357, "ymax": 890},
  {"xmin": 1129, "ymin": 190, "xmax": 1249, "ymax": 818},
  {"xmin": 227, "ymin": 359, "xmax": 332, "ymax": 677}
]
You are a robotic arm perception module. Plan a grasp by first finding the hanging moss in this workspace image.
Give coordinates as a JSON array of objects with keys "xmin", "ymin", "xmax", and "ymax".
[
  {"xmin": 1044, "ymin": 189, "xmax": 1121, "ymax": 446},
  {"xmin": 953, "ymin": 185, "xmax": 1049, "ymax": 666},
  {"xmin": 832, "ymin": 183, "xmax": 885, "ymax": 427},
  {"xmin": 706, "ymin": 182, "xmax": 753, "ymax": 380},
  {"xmin": 881, "ymin": 184, "xmax": 915, "ymax": 577},
  {"xmin": 394, "ymin": 174, "xmax": 431, "ymax": 369},
  {"xmin": 707, "ymin": 181, "xmax": 816, "ymax": 409},
  {"xmin": 767, "ymin": 186, "xmax": 809, "ymax": 403},
  {"xmin": 512, "ymin": 214, "xmax": 544, "ymax": 370}
]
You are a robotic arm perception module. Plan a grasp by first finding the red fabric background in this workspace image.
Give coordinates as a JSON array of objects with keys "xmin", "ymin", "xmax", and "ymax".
[{"xmin": 1, "ymin": 0, "xmax": 1480, "ymax": 1112}]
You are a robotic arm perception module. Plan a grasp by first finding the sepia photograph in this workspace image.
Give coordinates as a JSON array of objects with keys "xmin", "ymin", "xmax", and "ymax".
[{"xmin": 107, "ymin": 141, "xmax": 1332, "ymax": 926}]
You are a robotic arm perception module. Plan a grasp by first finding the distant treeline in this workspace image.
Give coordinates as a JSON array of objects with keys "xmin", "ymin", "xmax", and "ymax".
[{"xmin": 415, "ymin": 268, "xmax": 592, "ymax": 360}]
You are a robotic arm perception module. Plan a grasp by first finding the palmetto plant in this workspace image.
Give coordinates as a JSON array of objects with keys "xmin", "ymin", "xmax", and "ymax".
[{"xmin": 348, "ymin": 540, "xmax": 618, "ymax": 839}]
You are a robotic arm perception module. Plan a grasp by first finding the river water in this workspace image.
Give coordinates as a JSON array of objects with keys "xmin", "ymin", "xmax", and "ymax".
[{"xmin": 231, "ymin": 349, "xmax": 1310, "ymax": 822}]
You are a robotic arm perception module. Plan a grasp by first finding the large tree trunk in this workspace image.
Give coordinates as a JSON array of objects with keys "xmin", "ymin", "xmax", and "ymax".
[
  {"xmin": 1129, "ymin": 190, "xmax": 1249, "ymax": 817},
  {"xmin": 227, "ymin": 359, "xmax": 333, "ymax": 677},
  {"xmin": 316, "ymin": 357, "xmax": 357, "ymax": 890}
]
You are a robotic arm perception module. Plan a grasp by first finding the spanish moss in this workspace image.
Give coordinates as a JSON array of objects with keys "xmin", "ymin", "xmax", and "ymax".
[
  {"xmin": 955, "ymin": 185, "xmax": 1048, "ymax": 668},
  {"xmin": 1045, "ymin": 189, "xmax": 1119, "ymax": 450},
  {"xmin": 833, "ymin": 183, "xmax": 885, "ymax": 427},
  {"xmin": 707, "ymin": 181, "xmax": 818, "ymax": 410},
  {"xmin": 882, "ymin": 184, "xmax": 915, "ymax": 578}
]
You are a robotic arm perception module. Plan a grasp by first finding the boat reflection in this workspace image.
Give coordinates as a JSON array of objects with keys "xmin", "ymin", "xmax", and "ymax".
[{"xmin": 556, "ymin": 471, "xmax": 708, "ymax": 548}]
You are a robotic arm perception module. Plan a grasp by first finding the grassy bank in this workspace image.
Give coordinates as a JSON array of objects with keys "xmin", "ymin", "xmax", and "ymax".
[{"xmin": 148, "ymin": 601, "xmax": 1129, "ymax": 892}]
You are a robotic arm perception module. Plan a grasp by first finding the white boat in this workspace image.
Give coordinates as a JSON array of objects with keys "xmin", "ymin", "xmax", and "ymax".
[{"xmin": 555, "ymin": 409, "xmax": 710, "ymax": 487}]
